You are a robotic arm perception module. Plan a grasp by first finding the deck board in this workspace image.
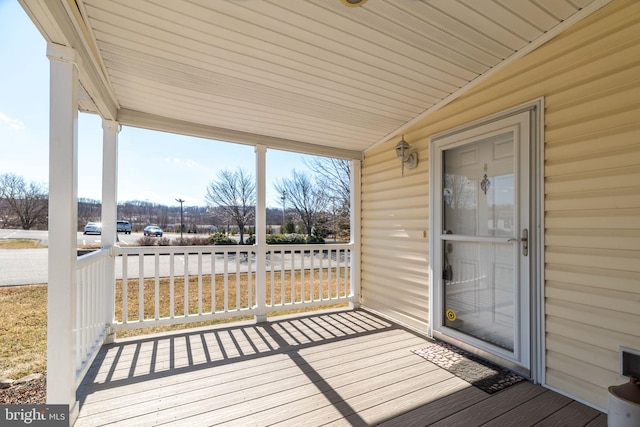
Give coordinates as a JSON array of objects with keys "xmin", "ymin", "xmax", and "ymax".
[
  {"xmin": 533, "ymin": 401, "xmax": 604, "ymax": 426},
  {"xmin": 585, "ymin": 414, "xmax": 608, "ymax": 427},
  {"xmin": 375, "ymin": 385, "xmax": 489, "ymax": 427},
  {"xmin": 482, "ymin": 390, "xmax": 573, "ymax": 426},
  {"xmin": 430, "ymin": 381, "xmax": 546, "ymax": 426},
  {"xmin": 75, "ymin": 308, "xmax": 606, "ymax": 426}
]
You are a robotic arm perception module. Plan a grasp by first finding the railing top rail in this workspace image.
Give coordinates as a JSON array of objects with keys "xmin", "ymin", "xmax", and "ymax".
[
  {"xmin": 266, "ymin": 242, "xmax": 353, "ymax": 250},
  {"xmin": 76, "ymin": 247, "xmax": 111, "ymax": 269},
  {"xmin": 114, "ymin": 242, "xmax": 353, "ymax": 256},
  {"xmin": 114, "ymin": 245, "xmax": 254, "ymax": 256}
]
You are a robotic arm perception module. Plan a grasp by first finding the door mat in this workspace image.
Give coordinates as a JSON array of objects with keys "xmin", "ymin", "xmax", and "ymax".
[{"xmin": 411, "ymin": 341, "xmax": 525, "ymax": 394}]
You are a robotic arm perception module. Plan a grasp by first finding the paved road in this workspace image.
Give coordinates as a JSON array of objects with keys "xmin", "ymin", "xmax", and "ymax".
[
  {"xmin": 0, "ymin": 228, "xmax": 150, "ymax": 247},
  {"xmin": 0, "ymin": 248, "xmax": 214, "ymax": 287},
  {"xmin": 0, "ymin": 248, "xmax": 48, "ymax": 286},
  {"xmin": 0, "ymin": 229, "xmax": 196, "ymax": 286},
  {"xmin": 0, "ymin": 230, "xmax": 343, "ymax": 287}
]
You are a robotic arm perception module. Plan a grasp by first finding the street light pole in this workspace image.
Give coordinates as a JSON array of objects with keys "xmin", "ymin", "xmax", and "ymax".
[
  {"xmin": 176, "ymin": 198, "xmax": 185, "ymax": 239},
  {"xmin": 280, "ymin": 191, "xmax": 286, "ymax": 233}
]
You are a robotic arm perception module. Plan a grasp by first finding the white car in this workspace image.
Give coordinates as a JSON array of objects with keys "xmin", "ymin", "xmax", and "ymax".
[
  {"xmin": 143, "ymin": 225, "xmax": 163, "ymax": 237},
  {"xmin": 83, "ymin": 222, "xmax": 102, "ymax": 235}
]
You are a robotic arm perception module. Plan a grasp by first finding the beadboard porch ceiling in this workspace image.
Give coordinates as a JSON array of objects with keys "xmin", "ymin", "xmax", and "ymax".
[{"xmin": 21, "ymin": 0, "xmax": 605, "ymax": 158}]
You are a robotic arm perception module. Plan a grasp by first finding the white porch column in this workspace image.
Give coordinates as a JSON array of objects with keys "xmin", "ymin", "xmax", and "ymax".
[
  {"xmin": 101, "ymin": 119, "xmax": 120, "ymax": 343},
  {"xmin": 350, "ymin": 159, "xmax": 362, "ymax": 309},
  {"xmin": 254, "ymin": 144, "xmax": 267, "ymax": 323},
  {"xmin": 46, "ymin": 43, "xmax": 81, "ymax": 418}
]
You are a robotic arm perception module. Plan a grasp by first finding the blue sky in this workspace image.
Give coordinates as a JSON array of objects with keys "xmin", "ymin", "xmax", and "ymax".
[{"xmin": 0, "ymin": 1, "xmax": 316, "ymax": 208}]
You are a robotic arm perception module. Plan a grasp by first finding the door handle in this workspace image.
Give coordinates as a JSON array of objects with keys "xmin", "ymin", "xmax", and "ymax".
[{"xmin": 507, "ymin": 229, "xmax": 528, "ymax": 256}]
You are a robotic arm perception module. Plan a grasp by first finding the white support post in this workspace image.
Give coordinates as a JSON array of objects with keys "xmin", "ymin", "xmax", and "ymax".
[
  {"xmin": 101, "ymin": 119, "xmax": 119, "ymax": 343},
  {"xmin": 254, "ymin": 144, "xmax": 267, "ymax": 323},
  {"xmin": 46, "ymin": 43, "xmax": 81, "ymax": 420},
  {"xmin": 349, "ymin": 159, "xmax": 362, "ymax": 309}
]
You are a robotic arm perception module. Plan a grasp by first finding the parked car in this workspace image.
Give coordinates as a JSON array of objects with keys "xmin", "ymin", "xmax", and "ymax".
[
  {"xmin": 143, "ymin": 225, "xmax": 163, "ymax": 237},
  {"xmin": 117, "ymin": 220, "xmax": 132, "ymax": 234},
  {"xmin": 83, "ymin": 222, "xmax": 102, "ymax": 235}
]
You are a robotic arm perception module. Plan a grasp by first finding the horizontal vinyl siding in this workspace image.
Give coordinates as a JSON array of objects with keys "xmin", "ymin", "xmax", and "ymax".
[
  {"xmin": 361, "ymin": 143, "xmax": 430, "ymax": 332},
  {"xmin": 541, "ymin": 0, "xmax": 640, "ymax": 410},
  {"xmin": 360, "ymin": 0, "xmax": 640, "ymax": 411}
]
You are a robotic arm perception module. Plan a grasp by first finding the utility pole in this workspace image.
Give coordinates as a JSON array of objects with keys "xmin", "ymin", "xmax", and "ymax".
[
  {"xmin": 280, "ymin": 191, "xmax": 287, "ymax": 233},
  {"xmin": 175, "ymin": 198, "xmax": 185, "ymax": 239}
]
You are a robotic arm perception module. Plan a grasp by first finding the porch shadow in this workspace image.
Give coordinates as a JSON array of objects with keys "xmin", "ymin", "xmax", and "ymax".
[
  {"xmin": 76, "ymin": 309, "xmax": 400, "ymax": 425},
  {"xmin": 75, "ymin": 309, "xmax": 606, "ymax": 426}
]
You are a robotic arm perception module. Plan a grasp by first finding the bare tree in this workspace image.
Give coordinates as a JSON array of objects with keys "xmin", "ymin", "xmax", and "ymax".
[
  {"xmin": 274, "ymin": 170, "xmax": 327, "ymax": 237},
  {"xmin": 0, "ymin": 173, "xmax": 48, "ymax": 230},
  {"xmin": 304, "ymin": 157, "xmax": 351, "ymax": 239},
  {"xmin": 205, "ymin": 168, "xmax": 255, "ymax": 244},
  {"xmin": 0, "ymin": 198, "xmax": 8, "ymax": 228},
  {"xmin": 305, "ymin": 157, "xmax": 351, "ymax": 207}
]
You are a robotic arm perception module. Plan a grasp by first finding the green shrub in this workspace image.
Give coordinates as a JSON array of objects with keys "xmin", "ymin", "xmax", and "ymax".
[
  {"xmin": 270, "ymin": 234, "xmax": 312, "ymax": 244},
  {"xmin": 209, "ymin": 232, "xmax": 237, "ymax": 245},
  {"xmin": 286, "ymin": 234, "xmax": 307, "ymax": 244},
  {"xmin": 283, "ymin": 217, "xmax": 296, "ymax": 234},
  {"xmin": 307, "ymin": 235, "xmax": 325, "ymax": 244},
  {"xmin": 237, "ymin": 234, "xmax": 325, "ymax": 245}
]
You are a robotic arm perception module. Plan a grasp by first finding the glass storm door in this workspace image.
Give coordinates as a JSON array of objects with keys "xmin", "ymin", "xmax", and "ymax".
[{"xmin": 432, "ymin": 111, "xmax": 531, "ymax": 375}]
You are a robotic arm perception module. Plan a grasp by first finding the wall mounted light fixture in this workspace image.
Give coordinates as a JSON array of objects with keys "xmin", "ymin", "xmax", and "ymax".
[
  {"xmin": 340, "ymin": 0, "xmax": 368, "ymax": 7},
  {"xmin": 395, "ymin": 135, "xmax": 418, "ymax": 176}
]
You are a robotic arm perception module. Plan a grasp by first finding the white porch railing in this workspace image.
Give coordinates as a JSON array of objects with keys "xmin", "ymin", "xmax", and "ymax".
[
  {"xmin": 75, "ymin": 248, "xmax": 113, "ymax": 385},
  {"xmin": 265, "ymin": 244, "xmax": 352, "ymax": 309},
  {"xmin": 73, "ymin": 243, "xmax": 354, "ymax": 374},
  {"xmin": 110, "ymin": 243, "xmax": 353, "ymax": 331}
]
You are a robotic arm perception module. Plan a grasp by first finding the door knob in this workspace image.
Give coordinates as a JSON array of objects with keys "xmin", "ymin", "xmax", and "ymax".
[{"xmin": 508, "ymin": 229, "xmax": 528, "ymax": 256}]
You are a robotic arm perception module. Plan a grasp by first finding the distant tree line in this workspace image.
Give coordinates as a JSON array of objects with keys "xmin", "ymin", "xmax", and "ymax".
[
  {"xmin": 77, "ymin": 199, "xmax": 288, "ymax": 235},
  {"xmin": 1, "ymin": 157, "xmax": 352, "ymax": 240}
]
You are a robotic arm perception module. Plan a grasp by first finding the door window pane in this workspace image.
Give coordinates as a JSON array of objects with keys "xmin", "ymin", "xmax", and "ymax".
[
  {"xmin": 443, "ymin": 132, "xmax": 515, "ymax": 237},
  {"xmin": 443, "ymin": 240, "xmax": 515, "ymax": 351}
]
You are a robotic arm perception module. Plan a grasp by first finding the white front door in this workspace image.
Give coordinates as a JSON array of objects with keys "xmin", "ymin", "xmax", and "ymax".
[{"xmin": 431, "ymin": 110, "xmax": 532, "ymax": 376}]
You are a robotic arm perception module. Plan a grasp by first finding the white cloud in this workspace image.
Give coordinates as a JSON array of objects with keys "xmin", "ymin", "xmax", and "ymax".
[{"xmin": 0, "ymin": 112, "xmax": 25, "ymax": 131}]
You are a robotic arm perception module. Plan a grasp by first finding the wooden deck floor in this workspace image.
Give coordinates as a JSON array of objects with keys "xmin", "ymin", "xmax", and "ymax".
[{"xmin": 75, "ymin": 309, "xmax": 606, "ymax": 426}]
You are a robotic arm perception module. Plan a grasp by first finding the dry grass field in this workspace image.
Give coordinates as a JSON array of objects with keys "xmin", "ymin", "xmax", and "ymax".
[
  {"xmin": 0, "ymin": 239, "xmax": 46, "ymax": 249},
  {"xmin": 115, "ymin": 270, "xmax": 348, "ymax": 338},
  {"xmin": 0, "ymin": 285, "xmax": 48, "ymax": 379},
  {"xmin": 0, "ymin": 271, "xmax": 347, "ymax": 378}
]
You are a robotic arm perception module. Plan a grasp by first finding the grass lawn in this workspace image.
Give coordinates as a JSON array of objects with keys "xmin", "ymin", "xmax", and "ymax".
[
  {"xmin": 0, "ymin": 272, "xmax": 347, "ymax": 379},
  {"xmin": 0, "ymin": 285, "xmax": 47, "ymax": 379},
  {"xmin": 115, "ymin": 270, "xmax": 348, "ymax": 338},
  {"xmin": 0, "ymin": 239, "xmax": 47, "ymax": 249}
]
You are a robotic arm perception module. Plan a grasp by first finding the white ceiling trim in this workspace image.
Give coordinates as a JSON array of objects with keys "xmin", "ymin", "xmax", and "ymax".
[{"xmin": 116, "ymin": 108, "xmax": 363, "ymax": 161}]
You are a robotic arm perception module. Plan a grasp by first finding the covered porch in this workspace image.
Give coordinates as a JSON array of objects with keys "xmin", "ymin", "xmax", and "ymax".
[
  {"xmin": 18, "ymin": 0, "xmax": 637, "ymax": 424},
  {"xmin": 75, "ymin": 309, "xmax": 606, "ymax": 426}
]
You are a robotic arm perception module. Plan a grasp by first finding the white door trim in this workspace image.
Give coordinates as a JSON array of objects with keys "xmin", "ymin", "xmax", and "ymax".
[{"xmin": 428, "ymin": 98, "xmax": 544, "ymax": 381}]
